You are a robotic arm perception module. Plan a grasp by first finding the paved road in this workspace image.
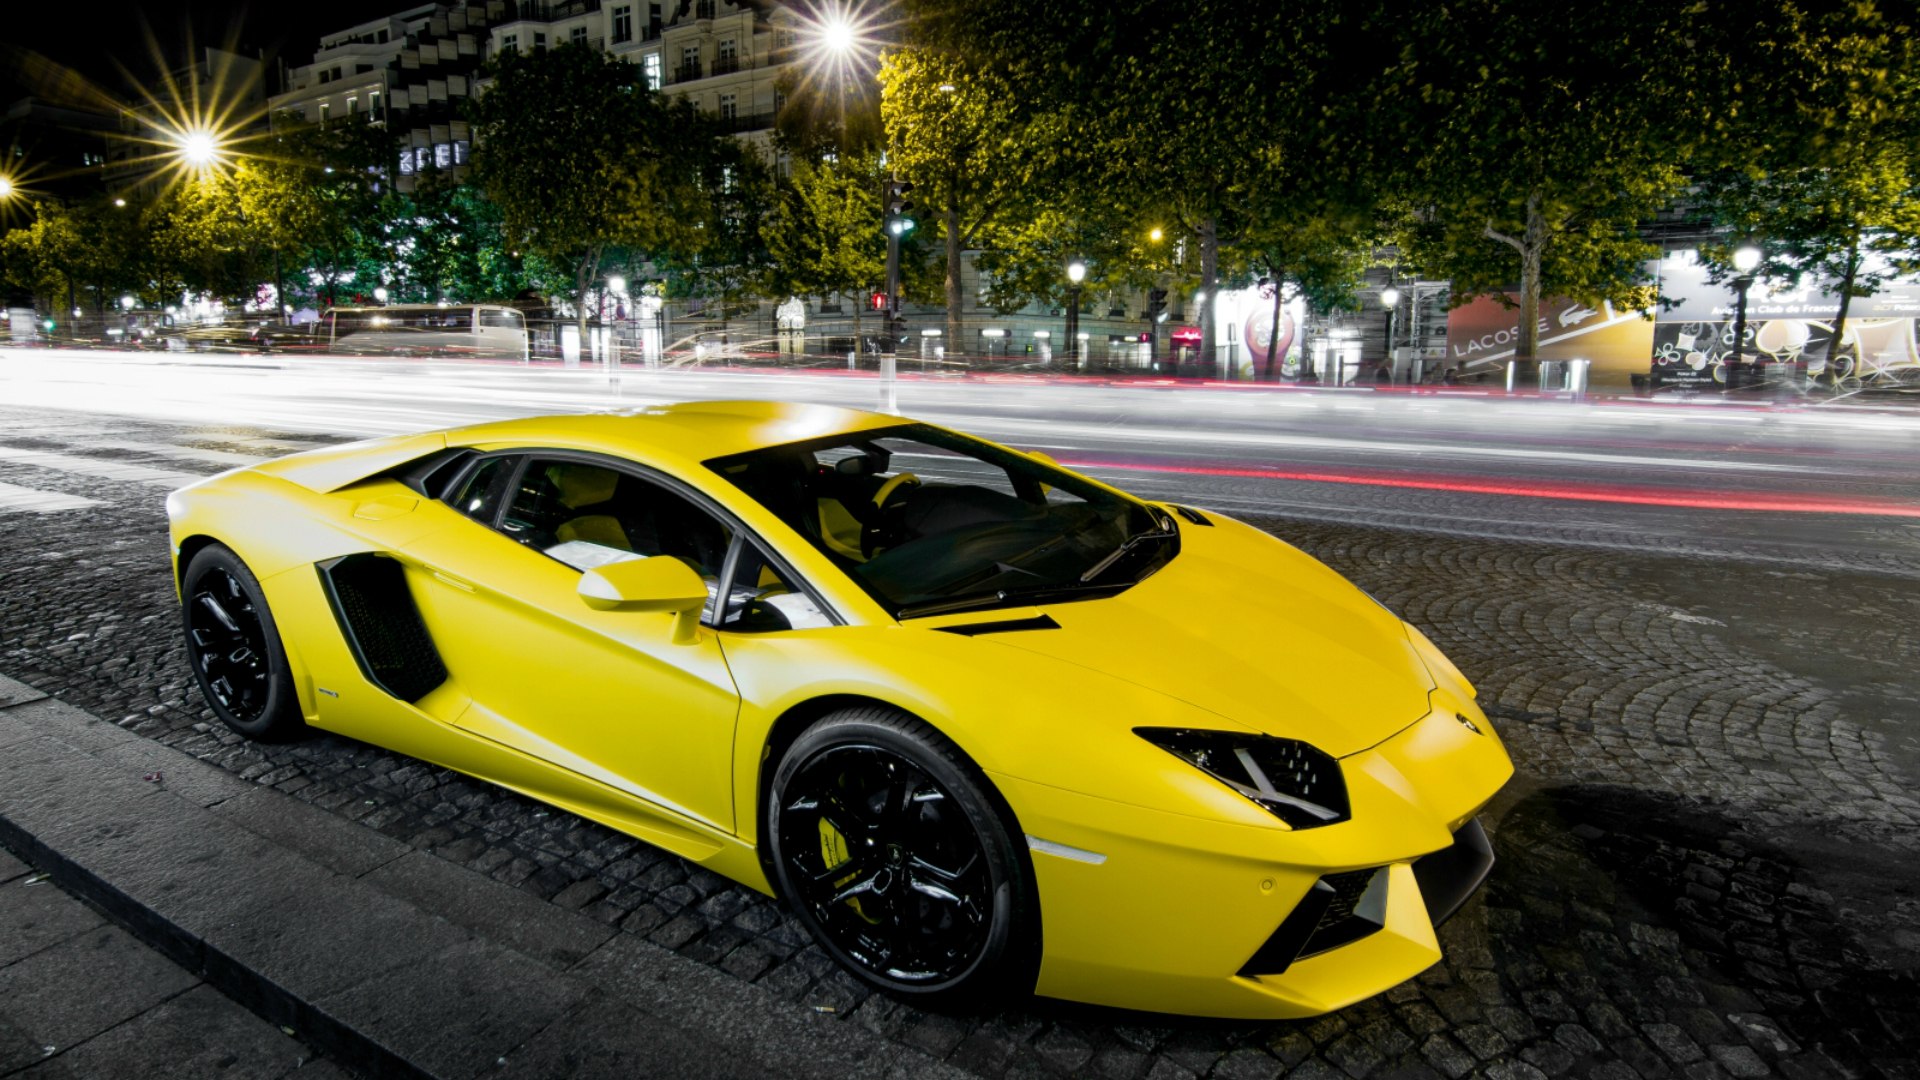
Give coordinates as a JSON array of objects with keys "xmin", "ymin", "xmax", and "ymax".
[{"xmin": 0, "ymin": 368, "xmax": 1917, "ymax": 1078}]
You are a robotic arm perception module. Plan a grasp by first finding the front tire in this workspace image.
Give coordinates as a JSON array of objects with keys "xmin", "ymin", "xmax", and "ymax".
[
  {"xmin": 767, "ymin": 707, "xmax": 1038, "ymax": 1009},
  {"xmin": 181, "ymin": 543, "xmax": 305, "ymax": 741}
]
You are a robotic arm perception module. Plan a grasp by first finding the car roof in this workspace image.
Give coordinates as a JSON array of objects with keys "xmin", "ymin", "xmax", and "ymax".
[{"xmin": 444, "ymin": 400, "xmax": 909, "ymax": 468}]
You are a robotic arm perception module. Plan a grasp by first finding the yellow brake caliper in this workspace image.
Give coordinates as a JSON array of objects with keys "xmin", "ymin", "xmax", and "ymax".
[{"xmin": 819, "ymin": 817, "xmax": 880, "ymax": 924}]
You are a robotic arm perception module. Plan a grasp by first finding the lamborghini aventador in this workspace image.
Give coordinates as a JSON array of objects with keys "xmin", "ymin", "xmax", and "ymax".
[{"xmin": 166, "ymin": 400, "xmax": 1512, "ymax": 1018}]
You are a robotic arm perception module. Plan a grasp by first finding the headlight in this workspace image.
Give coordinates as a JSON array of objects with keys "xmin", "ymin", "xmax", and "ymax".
[{"xmin": 1136, "ymin": 728, "xmax": 1350, "ymax": 829}]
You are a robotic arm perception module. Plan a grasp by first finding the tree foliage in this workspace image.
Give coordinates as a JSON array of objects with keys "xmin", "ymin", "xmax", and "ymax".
[{"xmin": 470, "ymin": 43, "xmax": 727, "ymax": 334}]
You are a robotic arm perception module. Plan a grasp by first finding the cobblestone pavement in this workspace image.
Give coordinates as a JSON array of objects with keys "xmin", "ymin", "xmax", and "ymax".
[{"xmin": 0, "ymin": 406, "xmax": 1916, "ymax": 1080}]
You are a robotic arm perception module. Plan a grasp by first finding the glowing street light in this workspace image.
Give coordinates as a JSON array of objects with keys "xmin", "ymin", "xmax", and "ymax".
[
  {"xmin": 0, "ymin": 177, "xmax": 14, "ymax": 199},
  {"xmin": 176, "ymin": 128, "xmax": 222, "ymax": 170},
  {"xmin": 1148, "ymin": 227, "xmax": 1163, "ymax": 243},
  {"xmin": 1064, "ymin": 261, "xmax": 1087, "ymax": 366},
  {"xmin": 373, "ymin": 286, "xmax": 390, "ymax": 304},
  {"xmin": 821, "ymin": 15, "xmax": 856, "ymax": 54},
  {"xmin": 121, "ymin": 295, "xmax": 137, "ymax": 311},
  {"xmin": 1380, "ymin": 285, "xmax": 1402, "ymax": 384},
  {"xmin": 607, "ymin": 275, "xmax": 627, "ymax": 294}
]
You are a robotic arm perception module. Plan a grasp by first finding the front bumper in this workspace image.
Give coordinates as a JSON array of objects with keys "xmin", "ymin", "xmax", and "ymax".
[{"xmin": 999, "ymin": 691, "xmax": 1511, "ymax": 1019}]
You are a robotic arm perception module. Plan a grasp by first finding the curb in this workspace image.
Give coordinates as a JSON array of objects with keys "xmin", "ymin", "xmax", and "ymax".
[{"xmin": 0, "ymin": 672, "xmax": 968, "ymax": 1080}]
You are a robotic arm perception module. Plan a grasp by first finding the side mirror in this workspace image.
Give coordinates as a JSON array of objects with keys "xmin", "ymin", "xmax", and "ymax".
[{"xmin": 578, "ymin": 556, "xmax": 708, "ymax": 643}]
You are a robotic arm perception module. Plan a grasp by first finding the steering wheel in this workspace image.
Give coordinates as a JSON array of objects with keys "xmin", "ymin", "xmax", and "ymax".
[
  {"xmin": 871, "ymin": 472, "xmax": 920, "ymax": 510},
  {"xmin": 861, "ymin": 473, "xmax": 921, "ymax": 558}
]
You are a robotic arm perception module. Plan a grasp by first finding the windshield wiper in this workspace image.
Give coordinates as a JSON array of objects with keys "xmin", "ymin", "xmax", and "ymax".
[
  {"xmin": 1079, "ymin": 525, "xmax": 1177, "ymax": 584},
  {"xmin": 896, "ymin": 582, "xmax": 1127, "ymax": 620}
]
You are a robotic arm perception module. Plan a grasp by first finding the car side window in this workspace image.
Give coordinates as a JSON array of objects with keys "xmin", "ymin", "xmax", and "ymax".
[
  {"xmin": 720, "ymin": 544, "xmax": 833, "ymax": 632},
  {"xmin": 448, "ymin": 455, "xmax": 517, "ymax": 524},
  {"xmin": 497, "ymin": 458, "xmax": 735, "ymax": 611}
]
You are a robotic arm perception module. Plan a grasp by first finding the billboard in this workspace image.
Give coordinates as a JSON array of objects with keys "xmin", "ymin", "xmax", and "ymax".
[
  {"xmin": 1443, "ymin": 294, "xmax": 1655, "ymax": 386},
  {"xmin": 1649, "ymin": 252, "xmax": 1920, "ymax": 386}
]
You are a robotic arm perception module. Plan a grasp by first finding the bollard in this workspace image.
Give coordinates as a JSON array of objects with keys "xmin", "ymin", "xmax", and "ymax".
[{"xmin": 879, "ymin": 352, "xmax": 898, "ymax": 414}]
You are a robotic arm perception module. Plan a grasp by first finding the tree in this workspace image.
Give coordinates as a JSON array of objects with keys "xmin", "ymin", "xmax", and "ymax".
[
  {"xmin": 878, "ymin": 49, "xmax": 1033, "ymax": 351},
  {"xmin": 1695, "ymin": 2, "xmax": 1920, "ymax": 374},
  {"xmin": 761, "ymin": 152, "xmax": 886, "ymax": 346},
  {"xmin": 894, "ymin": 0, "xmax": 1383, "ymax": 374},
  {"xmin": 1385, "ymin": 0, "xmax": 1732, "ymax": 366},
  {"xmin": 470, "ymin": 43, "xmax": 721, "ymax": 341}
]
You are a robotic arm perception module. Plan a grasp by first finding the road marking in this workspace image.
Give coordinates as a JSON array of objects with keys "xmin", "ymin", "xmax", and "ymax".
[
  {"xmin": 77, "ymin": 439, "xmax": 267, "ymax": 466},
  {"xmin": 0, "ymin": 480, "xmax": 101, "ymax": 514},
  {"xmin": 0, "ymin": 446, "xmax": 208, "ymax": 488}
]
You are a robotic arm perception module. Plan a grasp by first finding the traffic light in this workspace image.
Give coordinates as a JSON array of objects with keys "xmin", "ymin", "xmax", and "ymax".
[
  {"xmin": 870, "ymin": 291, "xmax": 887, "ymax": 311},
  {"xmin": 884, "ymin": 179, "xmax": 915, "ymax": 236},
  {"xmin": 1147, "ymin": 287, "xmax": 1168, "ymax": 323}
]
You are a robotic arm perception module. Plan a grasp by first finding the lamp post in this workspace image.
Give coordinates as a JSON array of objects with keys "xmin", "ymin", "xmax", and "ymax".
[
  {"xmin": 1065, "ymin": 260, "xmax": 1086, "ymax": 369},
  {"xmin": 1380, "ymin": 285, "xmax": 1401, "ymax": 385},
  {"xmin": 1727, "ymin": 244, "xmax": 1762, "ymax": 390}
]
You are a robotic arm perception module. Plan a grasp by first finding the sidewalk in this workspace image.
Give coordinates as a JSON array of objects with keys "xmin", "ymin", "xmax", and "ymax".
[
  {"xmin": 0, "ymin": 841, "xmax": 348, "ymax": 1079},
  {"xmin": 0, "ymin": 673, "xmax": 967, "ymax": 1080}
]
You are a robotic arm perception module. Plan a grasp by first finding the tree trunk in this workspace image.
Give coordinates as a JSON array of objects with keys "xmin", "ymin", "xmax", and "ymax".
[
  {"xmin": 1197, "ymin": 217, "xmax": 1219, "ymax": 376},
  {"xmin": 1264, "ymin": 265, "xmax": 1286, "ymax": 381},
  {"xmin": 575, "ymin": 244, "xmax": 602, "ymax": 351},
  {"xmin": 1486, "ymin": 190, "xmax": 1547, "ymax": 384},
  {"xmin": 1824, "ymin": 242, "xmax": 1860, "ymax": 376},
  {"xmin": 944, "ymin": 200, "xmax": 963, "ymax": 359}
]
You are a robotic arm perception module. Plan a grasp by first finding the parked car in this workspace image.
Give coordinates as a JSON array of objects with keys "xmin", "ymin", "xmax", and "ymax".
[{"xmin": 323, "ymin": 304, "xmax": 529, "ymax": 360}]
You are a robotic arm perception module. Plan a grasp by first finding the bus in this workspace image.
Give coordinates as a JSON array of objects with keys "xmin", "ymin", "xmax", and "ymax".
[{"xmin": 323, "ymin": 304, "xmax": 529, "ymax": 360}]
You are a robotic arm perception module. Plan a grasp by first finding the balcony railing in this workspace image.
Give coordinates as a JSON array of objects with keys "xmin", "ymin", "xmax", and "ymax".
[
  {"xmin": 715, "ymin": 109, "xmax": 775, "ymax": 133},
  {"xmin": 711, "ymin": 55, "xmax": 741, "ymax": 75},
  {"xmin": 672, "ymin": 60, "xmax": 703, "ymax": 83}
]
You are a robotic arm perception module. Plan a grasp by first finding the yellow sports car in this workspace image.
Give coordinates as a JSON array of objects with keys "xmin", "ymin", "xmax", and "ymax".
[{"xmin": 166, "ymin": 400, "xmax": 1511, "ymax": 1018}]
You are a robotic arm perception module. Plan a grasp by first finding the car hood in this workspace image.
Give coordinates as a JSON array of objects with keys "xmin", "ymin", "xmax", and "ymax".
[{"xmin": 959, "ymin": 515, "xmax": 1433, "ymax": 758}]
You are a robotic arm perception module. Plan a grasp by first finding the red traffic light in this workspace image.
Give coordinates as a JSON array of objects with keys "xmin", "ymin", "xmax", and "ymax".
[{"xmin": 870, "ymin": 292, "xmax": 888, "ymax": 311}]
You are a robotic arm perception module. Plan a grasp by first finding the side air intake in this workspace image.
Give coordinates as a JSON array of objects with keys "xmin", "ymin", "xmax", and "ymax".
[{"xmin": 317, "ymin": 554, "xmax": 448, "ymax": 703}]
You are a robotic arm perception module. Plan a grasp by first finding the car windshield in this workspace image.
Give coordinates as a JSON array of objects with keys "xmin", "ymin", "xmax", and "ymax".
[{"xmin": 706, "ymin": 424, "xmax": 1175, "ymax": 618}]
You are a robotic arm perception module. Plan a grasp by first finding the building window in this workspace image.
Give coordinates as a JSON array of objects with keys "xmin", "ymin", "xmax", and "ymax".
[
  {"xmin": 695, "ymin": 0, "xmax": 715, "ymax": 17},
  {"xmin": 502, "ymin": 33, "xmax": 518, "ymax": 53},
  {"xmin": 319, "ymin": 70, "xmax": 332, "ymax": 84},
  {"xmin": 378, "ymin": 28, "xmax": 389, "ymax": 43},
  {"xmin": 570, "ymin": 25, "xmax": 587, "ymax": 44},
  {"xmin": 648, "ymin": 2, "xmax": 662, "ymax": 34},
  {"xmin": 319, "ymin": 102, "xmax": 331, "ymax": 124},
  {"xmin": 642, "ymin": 52, "xmax": 662, "ymax": 90},
  {"xmin": 719, "ymin": 93, "xmax": 736, "ymax": 120},
  {"xmin": 346, "ymin": 96, "xmax": 358, "ymax": 115},
  {"xmin": 369, "ymin": 90, "xmax": 382, "ymax": 116},
  {"xmin": 535, "ymin": 32, "xmax": 547, "ymax": 49},
  {"xmin": 612, "ymin": 5, "xmax": 632, "ymax": 43}
]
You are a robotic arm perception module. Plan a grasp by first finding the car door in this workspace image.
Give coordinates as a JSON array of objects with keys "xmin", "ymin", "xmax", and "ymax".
[{"xmin": 403, "ymin": 451, "xmax": 743, "ymax": 832}]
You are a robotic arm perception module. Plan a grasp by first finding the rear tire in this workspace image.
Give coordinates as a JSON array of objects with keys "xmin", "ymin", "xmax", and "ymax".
[
  {"xmin": 181, "ymin": 543, "xmax": 306, "ymax": 741},
  {"xmin": 766, "ymin": 706, "xmax": 1039, "ymax": 1010}
]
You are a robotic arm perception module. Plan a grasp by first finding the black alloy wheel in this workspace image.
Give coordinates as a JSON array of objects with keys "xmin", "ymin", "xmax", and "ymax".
[
  {"xmin": 181, "ymin": 544, "xmax": 305, "ymax": 741},
  {"xmin": 768, "ymin": 708, "xmax": 1037, "ymax": 1007}
]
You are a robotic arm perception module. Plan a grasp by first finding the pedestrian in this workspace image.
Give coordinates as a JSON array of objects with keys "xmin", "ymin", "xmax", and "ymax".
[{"xmin": 1443, "ymin": 367, "xmax": 1458, "ymax": 385}]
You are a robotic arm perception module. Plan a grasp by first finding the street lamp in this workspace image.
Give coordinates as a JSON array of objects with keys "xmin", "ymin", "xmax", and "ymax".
[
  {"xmin": 0, "ymin": 177, "xmax": 14, "ymax": 199},
  {"xmin": 1727, "ymin": 243, "xmax": 1762, "ymax": 389},
  {"xmin": 1064, "ymin": 260, "xmax": 1087, "ymax": 368},
  {"xmin": 1380, "ymin": 285, "xmax": 1401, "ymax": 384},
  {"xmin": 120, "ymin": 295, "xmax": 137, "ymax": 312},
  {"xmin": 373, "ymin": 286, "xmax": 389, "ymax": 304},
  {"xmin": 175, "ymin": 128, "xmax": 222, "ymax": 171}
]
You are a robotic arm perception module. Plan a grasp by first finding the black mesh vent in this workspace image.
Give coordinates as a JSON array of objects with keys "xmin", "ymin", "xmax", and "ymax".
[
  {"xmin": 1239, "ymin": 867, "xmax": 1387, "ymax": 977},
  {"xmin": 1299, "ymin": 868, "xmax": 1386, "ymax": 959},
  {"xmin": 318, "ymin": 554, "xmax": 447, "ymax": 703}
]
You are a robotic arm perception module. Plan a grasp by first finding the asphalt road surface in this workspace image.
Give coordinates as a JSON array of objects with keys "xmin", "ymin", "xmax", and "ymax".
[
  {"xmin": 5, "ymin": 347, "xmax": 1920, "ymax": 576},
  {"xmin": 2, "ymin": 346, "xmax": 1918, "ymax": 1079}
]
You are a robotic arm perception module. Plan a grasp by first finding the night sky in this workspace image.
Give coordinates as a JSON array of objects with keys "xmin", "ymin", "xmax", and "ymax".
[{"xmin": 4, "ymin": 0, "xmax": 410, "ymax": 106}]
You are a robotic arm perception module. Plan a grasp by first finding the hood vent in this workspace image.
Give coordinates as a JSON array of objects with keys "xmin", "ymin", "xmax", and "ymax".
[{"xmin": 933, "ymin": 614, "xmax": 1061, "ymax": 637}]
